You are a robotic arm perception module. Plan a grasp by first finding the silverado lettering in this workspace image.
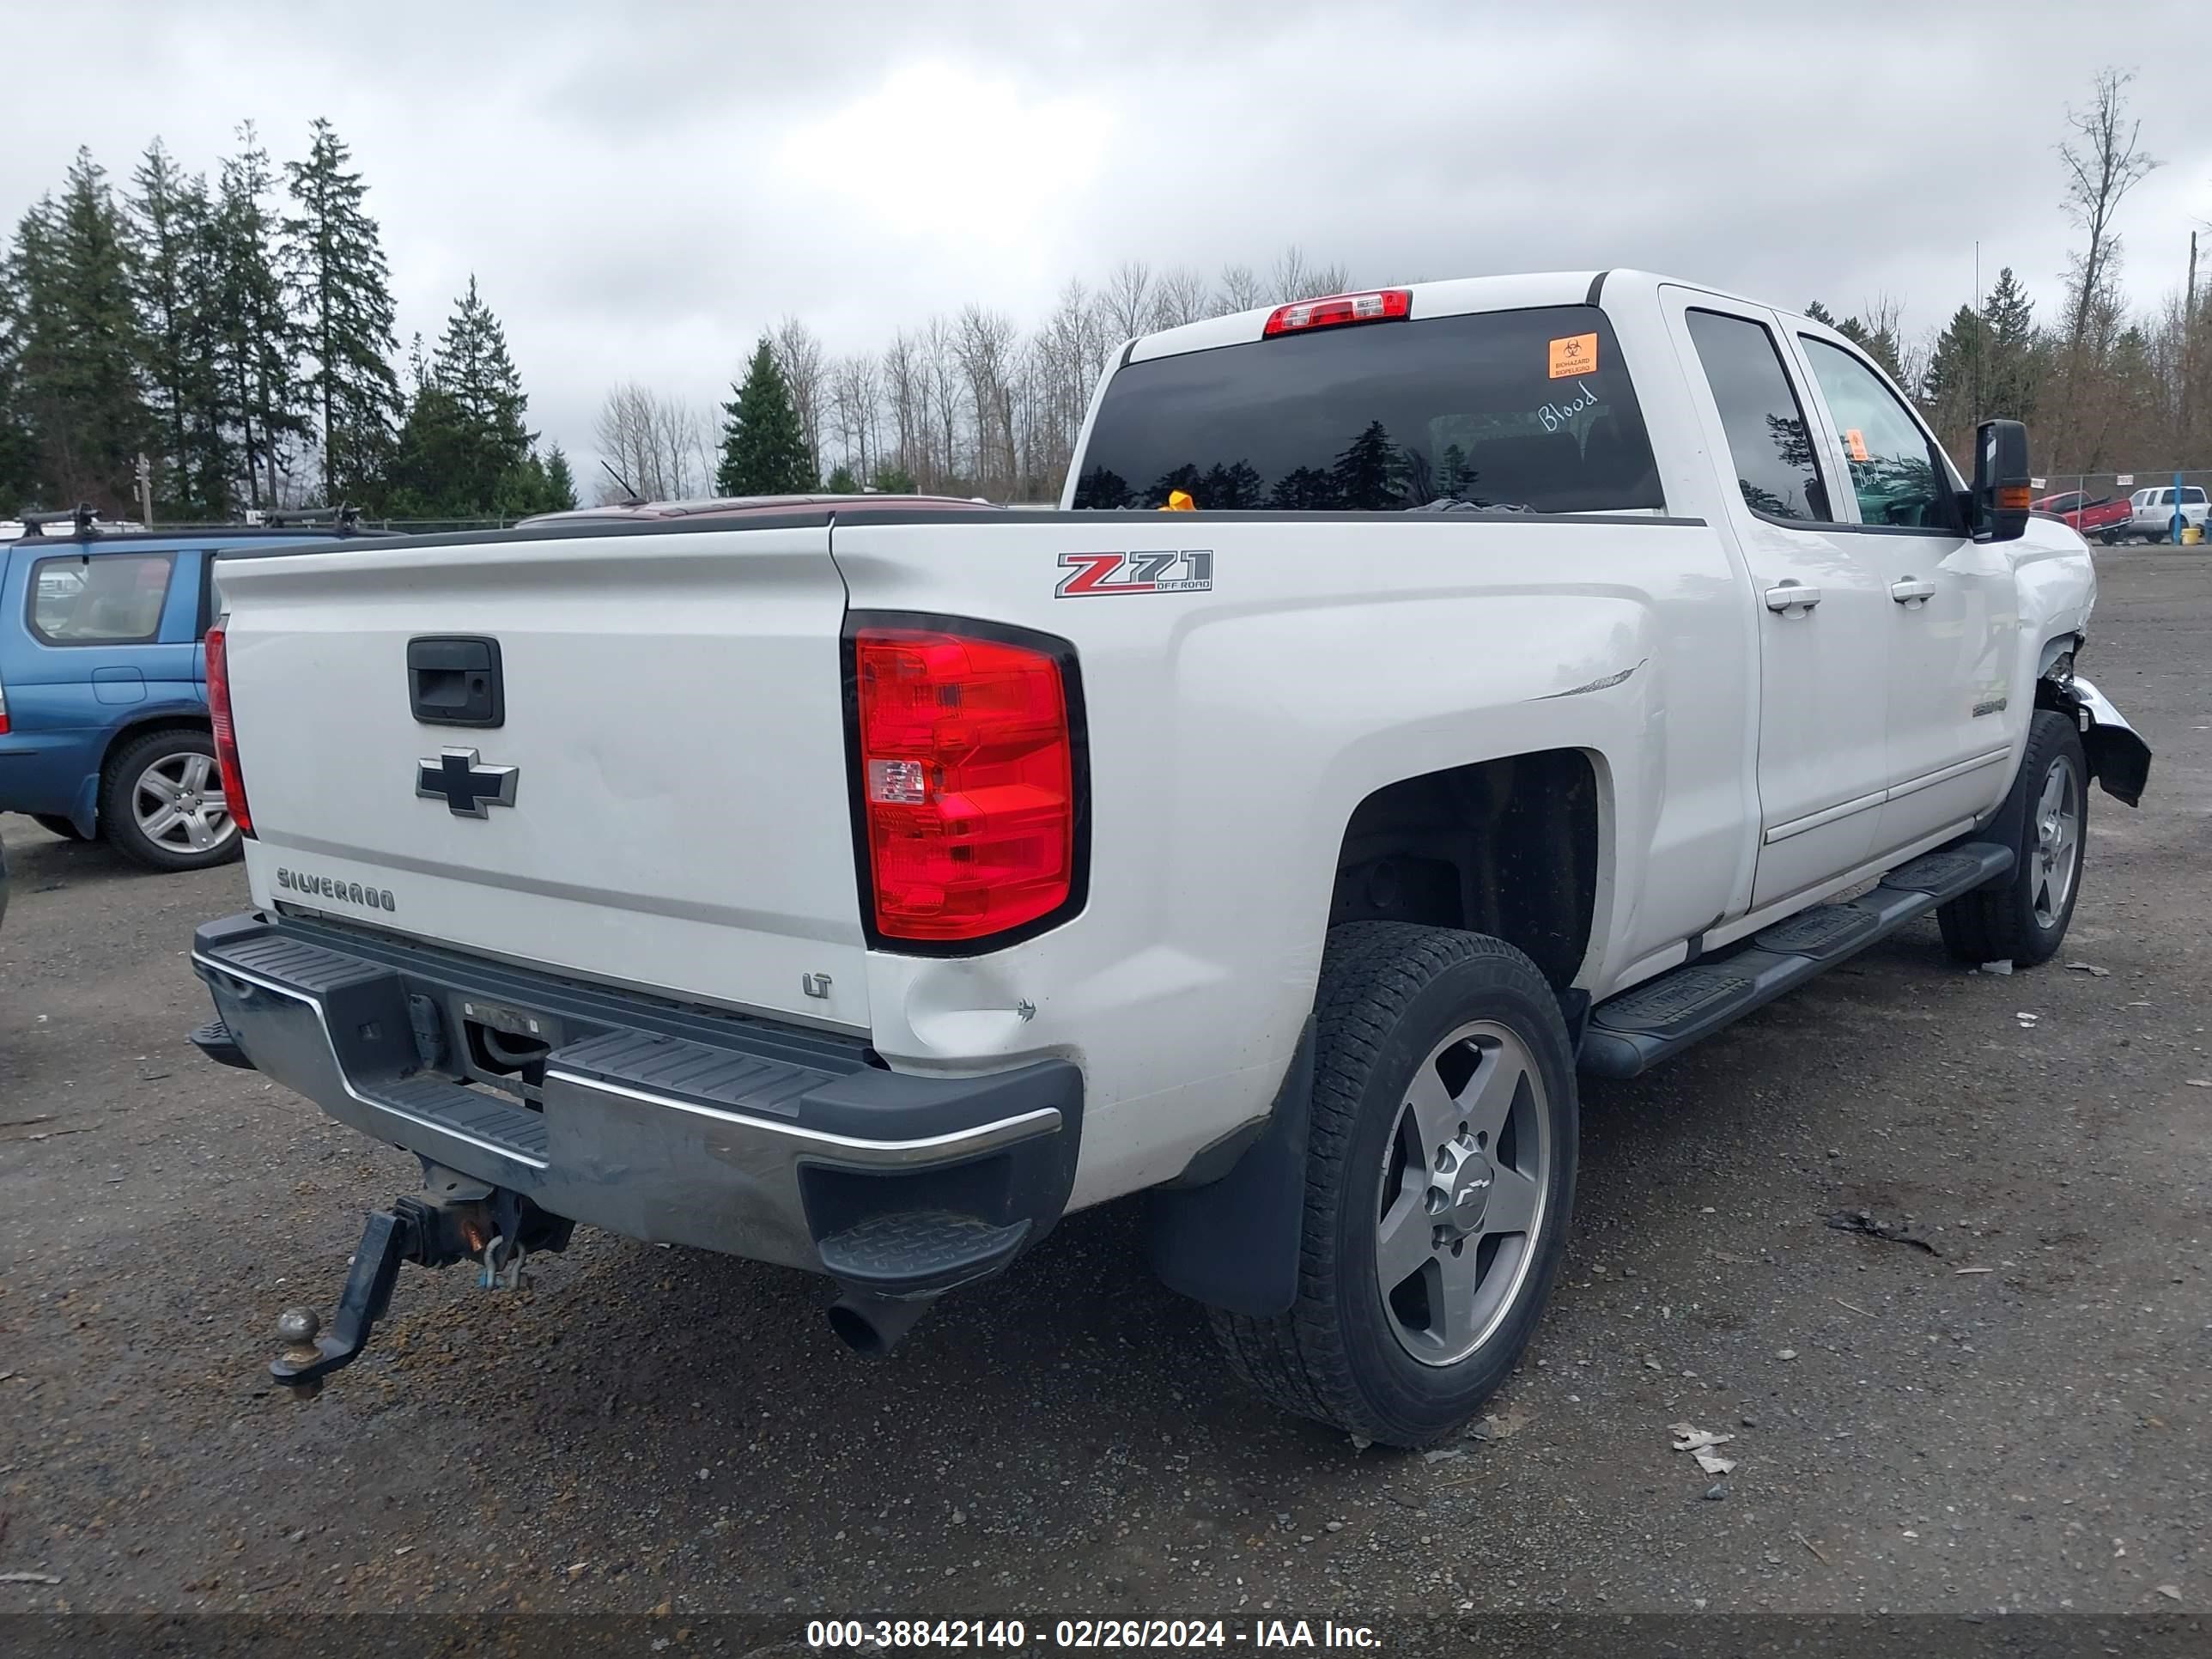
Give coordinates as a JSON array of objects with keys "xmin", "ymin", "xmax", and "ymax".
[{"xmin": 276, "ymin": 868, "xmax": 397, "ymax": 912}]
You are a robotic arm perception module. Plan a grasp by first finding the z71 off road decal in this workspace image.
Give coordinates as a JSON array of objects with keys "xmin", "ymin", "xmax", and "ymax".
[{"xmin": 1055, "ymin": 550, "xmax": 1214, "ymax": 598}]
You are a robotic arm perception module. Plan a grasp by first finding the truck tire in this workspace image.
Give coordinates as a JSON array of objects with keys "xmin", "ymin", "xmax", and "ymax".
[
  {"xmin": 30, "ymin": 814, "xmax": 88, "ymax": 842},
  {"xmin": 1937, "ymin": 708, "xmax": 2087, "ymax": 968},
  {"xmin": 1208, "ymin": 922, "xmax": 1577, "ymax": 1447},
  {"xmin": 100, "ymin": 728, "xmax": 244, "ymax": 872}
]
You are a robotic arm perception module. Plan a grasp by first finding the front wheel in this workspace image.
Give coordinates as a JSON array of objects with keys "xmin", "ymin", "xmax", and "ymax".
[
  {"xmin": 1207, "ymin": 923, "xmax": 1577, "ymax": 1447},
  {"xmin": 1938, "ymin": 708, "xmax": 2087, "ymax": 967}
]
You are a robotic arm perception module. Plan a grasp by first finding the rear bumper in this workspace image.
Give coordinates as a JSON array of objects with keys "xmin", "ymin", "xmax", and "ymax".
[{"xmin": 189, "ymin": 912, "xmax": 1082, "ymax": 1296}]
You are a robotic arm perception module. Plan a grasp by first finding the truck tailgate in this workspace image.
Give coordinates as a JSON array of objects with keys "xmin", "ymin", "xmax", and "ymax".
[{"xmin": 214, "ymin": 522, "xmax": 869, "ymax": 1028}]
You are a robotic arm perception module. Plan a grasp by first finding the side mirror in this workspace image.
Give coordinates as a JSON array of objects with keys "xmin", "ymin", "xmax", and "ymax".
[{"xmin": 1971, "ymin": 419, "xmax": 2032, "ymax": 543}]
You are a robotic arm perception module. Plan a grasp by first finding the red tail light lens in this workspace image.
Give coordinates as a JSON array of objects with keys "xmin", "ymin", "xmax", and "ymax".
[
  {"xmin": 1263, "ymin": 289, "xmax": 1411, "ymax": 337},
  {"xmin": 853, "ymin": 624, "xmax": 1079, "ymax": 944},
  {"xmin": 204, "ymin": 624, "xmax": 254, "ymax": 838}
]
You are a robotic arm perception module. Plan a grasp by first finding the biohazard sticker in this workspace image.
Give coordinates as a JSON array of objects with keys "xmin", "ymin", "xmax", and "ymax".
[{"xmin": 1548, "ymin": 332, "xmax": 1599, "ymax": 380}]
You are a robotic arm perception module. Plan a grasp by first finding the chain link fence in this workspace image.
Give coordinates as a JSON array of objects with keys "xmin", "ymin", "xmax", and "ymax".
[{"xmin": 2032, "ymin": 468, "xmax": 2212, "ymax": 502}]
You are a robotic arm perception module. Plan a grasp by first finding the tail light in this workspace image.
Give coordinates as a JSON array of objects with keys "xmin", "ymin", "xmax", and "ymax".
[
  {"xmin": 1263, "ymin": 289, "xmax": 1411, "ymax": 337},
  {"xmin": 850, "ymin": 621, "xmax": 1082, "ymax": 945},
  {"xmin": 0, "ymin": 679, "xmax": 9, "ymax": 735},
  {"xmin": 204, "ymin": 623, "xmax": 254, "ymax": 838}
]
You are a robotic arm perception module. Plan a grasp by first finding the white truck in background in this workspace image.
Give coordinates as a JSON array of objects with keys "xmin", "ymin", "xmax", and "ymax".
[
  {"xmin": 2127, "ymin": 483, "xmax": 2208, "ymax": 542},
  {"xmin": 190, "ymin": 270, "xmax": 2148, "ymax": 1445}
]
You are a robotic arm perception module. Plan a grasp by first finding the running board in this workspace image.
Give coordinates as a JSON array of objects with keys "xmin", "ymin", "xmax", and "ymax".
[{"xmin": 1578, "ymin": 842, "xmax": 2014, "ymax": 1079}]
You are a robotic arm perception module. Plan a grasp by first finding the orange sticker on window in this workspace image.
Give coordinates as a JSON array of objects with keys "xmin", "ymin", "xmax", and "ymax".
[
  {"xmin": 1844, "ymin": 428, "xmax": 1870, "ymax": 463},
  {"xmin": 1547, "ymin": 332, "xmax": 1599, "ymax": 380}
]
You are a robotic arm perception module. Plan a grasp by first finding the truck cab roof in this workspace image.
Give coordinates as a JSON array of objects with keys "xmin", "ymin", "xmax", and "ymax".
[{"xmin": 1125, "ymin": 269, "xmax": 1771, "ymax": 363}]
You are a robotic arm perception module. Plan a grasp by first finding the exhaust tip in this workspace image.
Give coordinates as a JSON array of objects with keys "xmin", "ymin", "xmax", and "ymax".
[{"xmin": 826, "ymin": 1290, "xmax": 933, "ymax": 1357}]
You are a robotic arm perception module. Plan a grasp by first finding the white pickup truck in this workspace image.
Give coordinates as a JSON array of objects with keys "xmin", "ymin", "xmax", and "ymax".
[{"xmin": 190, "ymin": 270, "xmax": 2149, "ymax": 1445}]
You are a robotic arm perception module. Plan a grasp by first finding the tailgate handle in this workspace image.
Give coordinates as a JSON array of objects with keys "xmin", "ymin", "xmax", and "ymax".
[{"xmin": 406, "ymin": 635, "xmax": 504, "ymax": 728}]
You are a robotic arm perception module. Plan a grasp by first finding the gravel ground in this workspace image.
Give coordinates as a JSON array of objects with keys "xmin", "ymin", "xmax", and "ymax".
[{"xmin": 1, "ymin": 544, "xmax": 2206, "ymax": 1634}]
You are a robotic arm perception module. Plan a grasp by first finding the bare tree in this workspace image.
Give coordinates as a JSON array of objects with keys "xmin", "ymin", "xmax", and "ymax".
[
  {"xmin": 1308, "ymin": 258, "xmax": 1352, "ymax": 297},
  {"xmin": 956, "ymin": 305, "xmax": 1019, "ymax": 498},
  {"xmin": 1213, "ymin": 263, "xmax": 1264, "ymax": 316},
  {"xmin": 881, "ymin": 331, "xmax": 924, "ymax": 483},
  {"xmin": 2058, "ymin": 69, "xmax": 2159, "ymax": 351},
  {"xmin": 592, "ymin": 383, "xmax": 714, "ymax": 502},
  {"xmin": 772, "ymin": 315, "xmax": 830, "ymax": 480},
  {"xmin": 1151, "ymin": 265, "xmax": 1211, "ymax": 330},
  {"xmin": 1099, "ymin": 260, "xmax": 1154, "ymax": 347},
  {"xmin": 923, "ymin": 315, "xmax": 964, "ymax": 492},
  {"xmin": 830, "ymin": 352, "xmax": 881, "ymax": 483}
]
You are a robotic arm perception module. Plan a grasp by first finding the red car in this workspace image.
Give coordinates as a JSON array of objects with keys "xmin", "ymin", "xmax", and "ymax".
[{"xmin": 2032, "ymin": 490, "xmax": 2131, "ymax": 543}]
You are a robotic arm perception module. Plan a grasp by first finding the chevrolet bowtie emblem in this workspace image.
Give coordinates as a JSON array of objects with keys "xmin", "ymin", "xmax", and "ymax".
[{"xmin": 416, "ymin": 747, "xmax": 520, "ymax": 817}]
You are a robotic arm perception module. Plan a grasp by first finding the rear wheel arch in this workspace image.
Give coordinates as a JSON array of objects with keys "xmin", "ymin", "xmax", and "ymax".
[
  {"xmin": 1324, "ymin": 749, "xmax": 1605, "ymax": 993},
  {"xmin": 96, "ymin": 711, "xmax": 212, "ymax": 797}
]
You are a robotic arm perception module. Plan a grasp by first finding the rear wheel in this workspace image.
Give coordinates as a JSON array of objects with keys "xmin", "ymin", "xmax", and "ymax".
[
  {"xmin": 1207, "ymin": 922, "xmax": 1577, "ymax": 1447},
  {"xmin": 100, "ymin": 728, "xmax": 243, "ymax": 872},
  {"xmin": 30, "ymin": 813, "xmax": 88, "ymax": 842},
  {"xmin": 1938, "ymin": 708, "xmax": 2087, "ymax": 968}
]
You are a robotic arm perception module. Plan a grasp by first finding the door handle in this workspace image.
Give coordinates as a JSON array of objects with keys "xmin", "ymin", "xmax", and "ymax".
[
  {"xmin": 1890, "ymin": 578, "xmax": 1936, "ymax": 607},
  {"xmin": 1764, "ymin": 582, "xmax": 1822, "ymax": 614}
]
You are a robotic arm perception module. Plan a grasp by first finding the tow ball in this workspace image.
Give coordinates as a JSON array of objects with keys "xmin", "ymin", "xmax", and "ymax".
[{"xmin": 270, "ymin": 1170, "xmax": 573, "ymax": 1388}]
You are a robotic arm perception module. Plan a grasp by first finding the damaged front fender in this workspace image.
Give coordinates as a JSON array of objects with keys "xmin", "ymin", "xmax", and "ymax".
[{"xmin": 2068, "ymin": 674, "xmax": 2151, "ymax": 807}]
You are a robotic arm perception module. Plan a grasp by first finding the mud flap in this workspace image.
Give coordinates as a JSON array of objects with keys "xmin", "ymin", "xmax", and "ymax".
[{"xmin": 1143, "ymin": 1021, "xmax": 1314, "ymax": 1318}]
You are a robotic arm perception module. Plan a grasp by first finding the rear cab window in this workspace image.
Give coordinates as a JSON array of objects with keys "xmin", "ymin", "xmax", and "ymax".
[
  {"xmin": 28, "ymin": 551, "xmax": 178, "ymax": 645},
  {"xmin": 1073, "ymin": 304, "xmax": 1664, "ymax": 514}
]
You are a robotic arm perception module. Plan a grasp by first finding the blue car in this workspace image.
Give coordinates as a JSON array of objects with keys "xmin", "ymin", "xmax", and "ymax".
[{"xmin": 0, "ymin": 512, "xmax": 350, "ymax": 872}]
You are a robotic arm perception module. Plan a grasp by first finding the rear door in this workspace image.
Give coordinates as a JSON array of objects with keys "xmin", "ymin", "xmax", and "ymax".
[
  {"xmin": 214, "ymin": 520, "xmax": 872, "ymax": 1030},
  {"xmin": 3, "ymin": 545, "xmax": 186, "ymax": 773},
  {"xmin": 1666, "ymin": 294, "xmax": 1892, "ymax": 909},
  {"xmin": 1787, "ymin": 331, "xmax": 2018, "ymax": 851}
]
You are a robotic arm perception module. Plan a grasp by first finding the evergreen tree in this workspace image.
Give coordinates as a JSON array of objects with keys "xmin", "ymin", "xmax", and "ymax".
[
  {"xmin": 213, "ymin": 125, "xmax": 305, "ymax": 511},
  {"xmin": 283, "ymin": 118, "xmax": 402, "ymax": 503},
  {"xmin": 823, "ymin": 462, "xmax": 859, "ymax": 493},
  {"xmin": 1921, "ymin": 305, "xmax": 1985, "ymax": 406},
  {"xmin": 128, "ymin": 141, "xmax": 231, "ymax": 518},
  {"xmin": 6, "ymin": 149, "xmax": 149, "ymax": 514},
  {"xmin": 1330, "ymin": 420, "xmax": 1403, "ymax": 509},
  {"xmin": 716, "ymin": 337, "xmax": 815, "ymax": 495},
  {"xmin": 0, "ymin": 307, "xmax": 37, "ymax": 515},
  {"xmin": 870, "ymin": 461, "xmax": 918, "ymax": 495},
  {"xmin": 434, "ymin": 276, "xmax": 532, "ymax": 489},
  {"xmin": 1979, "ymin": 267, "xmax": 2040, "ymax": 424},
  {"xmin": 381, "ymin": 380, "xmax": 471, "ymax": 517},
  {"xmin": 541, "ymin": 444, "xmax": 578, "ymax": 511},
  {"xmin": 386, "ymin": 276, "xmax": 550, "ymax": 518}
]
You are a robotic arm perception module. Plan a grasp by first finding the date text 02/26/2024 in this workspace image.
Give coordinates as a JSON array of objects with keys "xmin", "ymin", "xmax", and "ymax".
[{"xmin": 805, "ymin": 1619, "xmax": 1382, "ymax": 1650}]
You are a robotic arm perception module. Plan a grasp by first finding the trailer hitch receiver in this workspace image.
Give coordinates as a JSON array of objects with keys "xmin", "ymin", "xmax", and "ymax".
[{"xmin": 269, "ymin": 1173, "xmax": 574, "ymax": 1389}]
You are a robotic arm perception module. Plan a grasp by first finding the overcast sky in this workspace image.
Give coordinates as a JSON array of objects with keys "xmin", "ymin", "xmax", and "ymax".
[{"xmin": 6, "ymin": 0, "xmax": 2209, "ymax": 485}]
